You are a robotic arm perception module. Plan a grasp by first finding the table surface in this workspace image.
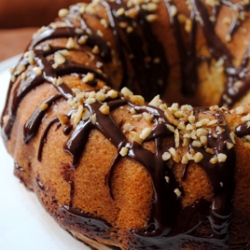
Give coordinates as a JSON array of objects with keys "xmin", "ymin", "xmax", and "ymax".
[{"xmin": 0, "ymin": 28, "xmax": 38, "ymax": 62}]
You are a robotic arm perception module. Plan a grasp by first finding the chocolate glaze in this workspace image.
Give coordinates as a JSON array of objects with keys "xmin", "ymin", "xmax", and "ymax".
[
  {"xmin": 62, "ymin": 94, "xmax": 235, "ymax": 248},
  {"xmin": 103, "ymin": 0, "xmax": 169, "ymax": 101},
  {"xmin": 60, "ymin": 206, "xmax": 112, "ymax": 240},
  {"xmin": 2, "ymin": 73, "xmax": 44, "ymax": 140},
  {"xmin": 36, "ymin": 173, "xmax": 113, "ymax": 240},
  {"xmin": 191, "ymin": 0, "xmax": 250, "ymax": 107},
  {"xmin": 221, "ymin": 45, "xmax": 250, "ymax": 107},
  {"xmin": 129, "ymin": 110, "xmax": 235, "ymax": 249},
  {"xmin": 191, "ymin": 111, "xmax": 235, "ymax": 236},
  {"xmin": 1, "ymin": 0, "xmax": 245, "ymax": 249},
  {"xmin": 68, "ymin": 229, "xmax": 122, "ymax": 250},
  {"xmin": 221, "ymin": 0, "xmax": 250, "ymax": 37},
  {"xmin": 30, "ymin": 27, "xmax": 111, "ymax": 62},
  {"xmin": 136, "ymin": 9, "xmax": 169, "ymax": 100},
  {"xmin": 165, "ymin": 0, "xmax": 250, "ymax": 107},
  {"xmin": 63, "ymin": 125, "xmax": 73, "ymax": 135},
  {"xmin": 164, "ymin": 1, "xmax": 198, "ymax": 96},
  {"xmin": 64, "ymin": 119, "xmax": 93, "ymax": 167},
  {"xmin": 235, "ymin": 121, "xmax": 250, "ymax": 138},
  {"xmin": 23, "ymin": 94, "xmax": 61, "ymax": 144},
  {"xmin": 37, "ymin": 117, "xmax": 59, "ymax": 162},
  {"xmin": 55, "ymin": 61, "xmax": 109, "ymax": 87}
]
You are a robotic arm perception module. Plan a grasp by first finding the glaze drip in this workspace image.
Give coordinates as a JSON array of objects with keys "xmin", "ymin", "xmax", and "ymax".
[
  {"xmin": 191, "ymin": 0, "xmax": 250, "ymax": 107},
  {"xmin": 164, "ymin": 0, "xmax": 198, "ymax": 96},
  {"xmin": 106, "ymin": 1, "xmax": 169, "ymax": 100},
  {"xmin": 235, "ymin": 121, "xmax": 250, "ymax": 138},
  {"xmin": 163, "ymin": 0, "xmax": 250, "ymax": 107},
  {"xmin": 30, "ymin": 27, "xmax": 111, "ymax": 61},
  {"xmin": 61, "ymin": 93, "xmax": 235, "ymax": 248},
  {"xmin": 38, "ymin": 117, "xmax": 59, "ymax": 161},
  {"xmin": 23, "ymin": 94, "xmax": 62, "ymax": 144}
]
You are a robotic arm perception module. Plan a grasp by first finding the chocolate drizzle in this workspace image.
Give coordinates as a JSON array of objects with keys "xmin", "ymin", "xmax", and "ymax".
[
  {"xmin": 60, "ymin": 206, "xmax": 112, "ymax": 240},
  {"xmin": 190, "ymin": 0, "xmax": 250, "ymax": 107},
  {"xmin": 222, "ymin": 45, "xmax": 250, "ymax": 107},
  {"xmin": 163, "ymin": 0, "xmax": 250, "ymax": 107},
  {"xmin": 62, "ymin": 94, "xmax": 235, "ymax": 248},
  {"xmin": 164, "ymin": 0, "xmax": 198, "ymax": 96},
  {"xmin": 235, "ymin": 121, "xmax": 250, "ymax": 138},
  {"xmin": 221, "ymin": 0, "xmax": 250, "ymax": 37},
  {"xmin": 1, "ymin": 0, "xmax": 245, "ymax": 248},
  {"xmin": 2, "ymin": 73, "xmax": 44, "ymax": 140},
  {"xmin": 23, "ymin": 94, "xmax": 61, "ymax": 144},
  {"xmin": 30, "ymin": 27, "xmax": 111, "ymax": 61},
  {"xmin": 129, "ymin": 109, "xmax": 235, "ymax": 249},
  {"xmin": 191, "ymin": 111, "xmax": 235, "ymax": 236},
  {"xmin": 37, "ymin": 117, "xmax": 59, "ymax": 162},
  {"xmin": 104, "ymin": 0, "xmax": 169, "ymax": 100}
]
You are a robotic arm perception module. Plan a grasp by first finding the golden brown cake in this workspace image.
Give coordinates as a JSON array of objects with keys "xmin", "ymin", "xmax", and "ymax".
[{"xmin": 1, "ymin": 0, "xmax": 250, "ymax": 249}]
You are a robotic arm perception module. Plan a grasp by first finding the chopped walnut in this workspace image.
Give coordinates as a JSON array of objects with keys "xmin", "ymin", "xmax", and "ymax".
[
  {"xmin": 99, "ymin": 103, "xmax": 110, "ymax": 115},
  {"xmin": 58, "ymin": 8, "xmax": 69, "ymax": 18},
  {"xmin": 146, "ymin": 14, "xmax": 158, "ymax": 22},
  {"xmin": 66, "ymin": 37, "xmax": 78, "ymax": 49},
  {"xmin": 162, "ymin": 152, "xmax": 171, "ymax": 161},
  {"xmin": 140, "ymin": 127, "xmax": 152, "ymax": 140},
  {"xmin": 194, "ymin": 152, "xmax": 203, "ymax": 163},
  {"xmin": 120, "ymin": 146, "xmax": 129, "ymax": 156},
  {"xmin": 121, "ymin": 87, "xmax": 133, "ymax": 97}
]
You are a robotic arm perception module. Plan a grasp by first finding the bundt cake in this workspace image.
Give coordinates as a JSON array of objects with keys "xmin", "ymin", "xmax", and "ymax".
[{"xmin": 1, "ymin": 0, "xmax": 250, "ymax": 249}]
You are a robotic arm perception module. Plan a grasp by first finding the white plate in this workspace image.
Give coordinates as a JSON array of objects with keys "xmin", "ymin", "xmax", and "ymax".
[{"xmin": 0, "ymin": 56, "xmax": 89, "ymax": 250}]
